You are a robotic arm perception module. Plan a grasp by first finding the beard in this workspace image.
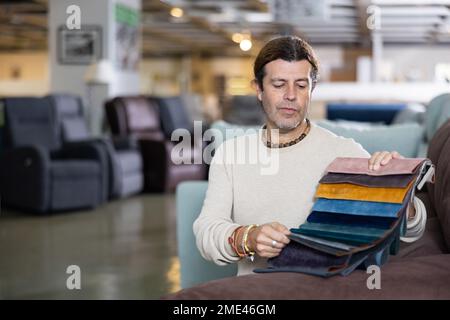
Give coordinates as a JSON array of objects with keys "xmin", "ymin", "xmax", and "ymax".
[
  {"xmin": 262, "ymin": 101, "xmax": 305, "ymax": 131},
  {"xmin": 277, "ymin": 119, "xmax": 301, "ymax": 130}
]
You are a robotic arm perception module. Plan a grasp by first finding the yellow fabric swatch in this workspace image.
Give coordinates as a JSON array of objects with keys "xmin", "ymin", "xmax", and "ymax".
[{"xmin": 315, "ymin": 180, "xmax": 414, "ymax": 204}]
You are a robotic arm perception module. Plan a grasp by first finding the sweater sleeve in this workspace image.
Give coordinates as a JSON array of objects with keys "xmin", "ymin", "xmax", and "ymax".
[
  {"xmin": 401, "ymin": 196, "xmax": 427, "ymax": 243},
  {"xmin": 339, "ymin": 137, "xmax": 371, "ymax": 158},
  {"xmin": 193, "ymin": 142, "xmax": 241, "ymax": 265}
]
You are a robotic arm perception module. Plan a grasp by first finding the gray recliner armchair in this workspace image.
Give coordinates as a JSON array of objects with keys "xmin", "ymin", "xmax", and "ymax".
[
  {"xmin": 48, "ymin": 94, "xmax": 144, "ymax": 199},
  {"xmin": 0, "ymin": 97, "xmax": 107, "ymax": 213}
]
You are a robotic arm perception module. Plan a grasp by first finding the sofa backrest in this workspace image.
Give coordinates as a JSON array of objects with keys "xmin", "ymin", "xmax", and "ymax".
[
  {"xmin": 107, "ymin": 96, "xmax": 164, "ymax": 140},
  {"xmin": 391, "ymin": 103, "xmax": 426, "ymax": 125},
  {"xmin": 105, "ymin": 97, "xmax": 127, "ymax": 135},
  {"xmin": 224, "ymin": 95, "xmax": 265, "ymax": 126},
  {"xmin": 48, "ymin": 94, "xmax": 91, "ymax": 142},
  {"xmin": 326, "ymin": 103, "xmax": 406, "ymax": 124},
  {"xmin": 315, "ymin": 119, "xmax": 424, "ymax": 158},
  {"xmin": 157, "ymin": 96, "xmax": 193, "ymax": 138},
  {"xmin": 433, "ymin": 100, "xmax": 450, "ymax": 137},
  {"xmin": 3, "ymin": 97, "xmax": 60, "ymax": 151},
  {"xmin": 425, "ymin": 93, "xmax": 450, "ymax": 142},
  {"xmin": 180, "ymin": 94, "xmax": 204, "ymax": 122},
  {"xmin": 176, "ymin": 181, "xmax": 237, "ymax": 288},
  {"xmin": 427, "ymin": 118, "xmax": 450, "ymax": 251}
]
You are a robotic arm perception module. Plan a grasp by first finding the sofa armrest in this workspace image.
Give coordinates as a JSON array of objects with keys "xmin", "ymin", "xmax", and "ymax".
[
  {"xmin": 55, "ymin": 141, "xmax": 104, "ymax": 160},
  {"xmin": 111, "ymin": 135, "xmax": 139, "ymax": 151},
  {"xmin": 0, "ymin": 146, "xmax": 50, "ymax": 212},
  {"xmin": 415, "ymin": 189, "xmax": 436, "ymax": 219},
  {"xmin": 54, "ymin": 141, "xmax": 109, "ymax": 203},
  {"xmin": 138, "ymin": 138, "xmax": 174, "ymax": 191},
  {"xmin": 139, "ymin": 138, "xmax": 172, "ymax": 166}
]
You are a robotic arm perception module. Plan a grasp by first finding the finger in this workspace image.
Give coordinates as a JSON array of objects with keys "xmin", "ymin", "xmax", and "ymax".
[
  {"xmin": 270, "ymin": 230, "xmax": 290, "ymax": 245},
  {"xmin": 368, "ymin": 152, "xmax": 380, "ymax": 170},
  {"xmin": 391, "ymin": 151, "xmax": 404, "ymax": 159},
  {"xmin": 271, "ymin": 222, "xmax": 291, "ymax": 236},
  {"xmin": 260, "ymin": 251, "xmax": 282, "ymax": 259},
  {"xmin": 255, "ymin": 243, "xmax": 282, "ymax": 255},
  {"xmin": 257, "ymin": 233, "xmax": 288, "ymax": 249},
  {"xmin": 264, "ymin": 251, "xmax": 283, "ymax": 258},
  {"xmin": 262, "ymin": 225, "xmax": 290, "ymax": 244},
  {"xmin": 372, "ymin": 151, "xmax": 389, "ymax": 170},
  {"xmin": 380, "ymin": 152, "xmax": 393, "ymax": 165}
]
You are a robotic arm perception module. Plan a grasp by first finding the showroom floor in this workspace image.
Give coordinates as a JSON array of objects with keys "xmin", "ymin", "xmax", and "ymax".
[{"xmin": 0, "ymin": 194, "xmax": 180, "ymax": 299}]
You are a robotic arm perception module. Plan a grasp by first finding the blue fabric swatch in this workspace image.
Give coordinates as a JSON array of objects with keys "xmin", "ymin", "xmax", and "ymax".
[{"xmin": 312, "ymin": 198, "xmax": 403, "ymax": 218}]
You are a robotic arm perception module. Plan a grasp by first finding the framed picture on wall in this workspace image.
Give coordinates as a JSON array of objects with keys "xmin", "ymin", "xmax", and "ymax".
[{"xmin": 58, "ymin": 25, "xmax": 102, "ymax": 65}]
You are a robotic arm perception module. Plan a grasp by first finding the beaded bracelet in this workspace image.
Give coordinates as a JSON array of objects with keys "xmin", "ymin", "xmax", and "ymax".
[{"xmin": 228, "ymin": 226, "xmax": 245, "ymax": 258}]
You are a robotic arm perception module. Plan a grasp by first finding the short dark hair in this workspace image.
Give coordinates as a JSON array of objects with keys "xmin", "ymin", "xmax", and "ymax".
[{"xmin": 253, "ymin": 36, "xmax": 319, "ymax": 90}]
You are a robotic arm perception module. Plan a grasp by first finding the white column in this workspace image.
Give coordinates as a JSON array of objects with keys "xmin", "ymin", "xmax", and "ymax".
[
  {"xmin": 372, "ymin": 31, "xmax": 383, "ymax": 82},
  {"xmin": 366, "ymin": 5, "xmax": 383, "ymax": 82},
  {"xmin": 48, "ymin": 0, "xmax": 141, "ymax": 136}
]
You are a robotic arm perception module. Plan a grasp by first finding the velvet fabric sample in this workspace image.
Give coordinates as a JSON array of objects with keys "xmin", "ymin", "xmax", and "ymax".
[
  {"xmin": 315, "ymin": 180, "xmax": 414, "ymax": 204},
  {"xmin": 325, "ymin": 157, "xmax": 426, "ymax": 176},
  {"xmin": 307, "ymin": 211, "xmax": 396, "ymax": 229},
  {"xmin": 291, "ymin": 222, "xmax": 388, "ymax": 245},
  {"xmin": 288, "ymin": 232, "xmax": 356, "ymax": 256},
  {"xmin": 255, "ymin": 222, "xmax": 401, "ymax": 277},
  {"xmin": 319, "ymin": 172, "xmax": 415, "ymax": 188},
  {"xmin": 312, "ymin": 198, "xmax": 403, "ymax": 218},
  {"xmin": 267, "ymin": 240, "xmax": 349, "ymax": 269},
  {"xmin": 252, "ymin": 157, "xmax": 431, "ymax": 278}
]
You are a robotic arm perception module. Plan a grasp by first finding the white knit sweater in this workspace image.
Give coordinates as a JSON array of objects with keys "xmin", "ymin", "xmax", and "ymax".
[{"xmin": 193, "ymin": 123, "xmax": 425, "ymax": 276}]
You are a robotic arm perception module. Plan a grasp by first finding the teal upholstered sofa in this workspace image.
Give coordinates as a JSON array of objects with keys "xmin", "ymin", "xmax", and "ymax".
[
  {"xmin": 176, "ymin": 93, "xmax": 450, "ymax": 289},
  {"xmin": 317, "ymin": 94, "xmax": 450, "ymax": 157},
  {"xmin": 176, "ymin": 181, "xmax": 236, "ymax": 289}
]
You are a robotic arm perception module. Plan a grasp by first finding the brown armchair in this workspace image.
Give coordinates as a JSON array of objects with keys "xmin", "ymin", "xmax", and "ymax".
[{"xmin": 105, "ymin": 96, "xmax": 206, "ymax": 193}]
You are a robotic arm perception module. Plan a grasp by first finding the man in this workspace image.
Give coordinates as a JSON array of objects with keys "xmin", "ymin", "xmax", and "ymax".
[{"xmin": 194, "ymin": 36, "xmax": 426, "ymax": 276}]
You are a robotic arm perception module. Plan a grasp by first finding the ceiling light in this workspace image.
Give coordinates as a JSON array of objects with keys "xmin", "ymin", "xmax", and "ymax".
[
  {"xmin": 239, "ymin": 39, "xmax": 252, "ymax": 51},
  {"xmin": 170, "ymin": 7, "xmax": 183, "ymax": 18},
  {"xmin": 232, "ymin": 33, "xmax": 244, "ymax": 43}
]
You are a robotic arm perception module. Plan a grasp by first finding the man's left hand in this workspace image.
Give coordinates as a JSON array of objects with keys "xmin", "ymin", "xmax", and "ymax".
[{"xmin": 368, "ymin": 150, "xmax": 404, "ymax": 171}]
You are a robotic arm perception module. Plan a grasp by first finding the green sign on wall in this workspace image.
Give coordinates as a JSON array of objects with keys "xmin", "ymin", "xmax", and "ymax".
[
  {"xmin": 115, "ymin": 2, "xmax": 140, "ymax": 71},
  {"xmin": 115, "ymin": 3, "xmax": 139, "ymax": 27}
]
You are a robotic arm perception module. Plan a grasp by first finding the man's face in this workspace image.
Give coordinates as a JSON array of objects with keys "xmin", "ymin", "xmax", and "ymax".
[{"xmin": 256, "ymin": 59, "xmax": 313, "ymax": 131}]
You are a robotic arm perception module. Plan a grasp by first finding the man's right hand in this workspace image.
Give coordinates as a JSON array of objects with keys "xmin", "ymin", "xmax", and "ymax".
[{"xmin": 247, "ymin": 222, "xmax": 291, "ymax": 258}]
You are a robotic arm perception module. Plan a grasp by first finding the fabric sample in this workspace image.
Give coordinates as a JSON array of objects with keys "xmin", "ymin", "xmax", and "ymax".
[
  {"xmin": 289, "ymin": 232, "xmax": 356, "ymax": 256},
  {"xmin": 325, "ymin": 157, "xmax": 426, "ymax": 176},
  {"xmin": 312, "ymin": 198, "xmax": 403, "ymax": 218},
  {"xmin": 253, "ymin": 157, "xmax": 432, "ymax": 278},
  {"xmin": 315, "ymin": 180, "xmax": 414, "ymax": 203},
  {"xmin": 319, "ymin": 172, "xmax": 414, "ymax": 188},
  {"xmin": 307, "ymin": 211, "xmax": 396, "ymax": 229},
  {"xmin": 291, "ymin": 222, "xmax": 388, "ymax": 245},
  {"xmin": 255, "ymin": 222, "xmax": 401, "ymax": 277},
  {"xmin": 267, "ymin": 240, "xmax": 350, "ymax": 270}
]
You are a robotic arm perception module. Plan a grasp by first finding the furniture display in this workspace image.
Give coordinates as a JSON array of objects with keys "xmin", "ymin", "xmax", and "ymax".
[
  {"xmin": 105, "ymin": 96, "xmax": 206, "ymax": 192},
  {"xmin": 49, "ymin": 94, "xmax": 144, "ymax": 199},
  {"xmin": 0, "ymin": 97, "xmax": 107, "ymax": 213}
]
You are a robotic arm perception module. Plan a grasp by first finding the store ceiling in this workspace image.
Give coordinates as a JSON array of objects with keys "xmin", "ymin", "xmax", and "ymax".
[{"xmin": 1, "ymin": 0, "xmax": 450, "ymax": 56}]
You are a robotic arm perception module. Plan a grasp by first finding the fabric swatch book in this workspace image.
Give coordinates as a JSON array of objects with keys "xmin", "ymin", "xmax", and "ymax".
[{"xmin": 254, "ymin": 157, "xmax": 434, "ymax": 277}]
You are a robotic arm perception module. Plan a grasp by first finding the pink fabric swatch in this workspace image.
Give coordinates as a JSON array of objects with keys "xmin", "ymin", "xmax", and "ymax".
[{"xmin": 325, "ymin": 157, "xmax": 426, "ymax": 176}]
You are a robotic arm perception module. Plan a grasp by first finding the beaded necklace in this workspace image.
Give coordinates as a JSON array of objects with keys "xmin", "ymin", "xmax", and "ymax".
[{"xmin": 263, "ymin": 118, "xmax": 311, "ymax": 148}]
